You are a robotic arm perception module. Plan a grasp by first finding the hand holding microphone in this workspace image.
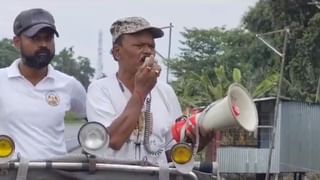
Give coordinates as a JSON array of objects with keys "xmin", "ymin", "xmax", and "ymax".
[
  {"xmin": 134, "ymin": 55, "xmax": 161, "ymax": 99},
  {"xmin": 142, "ymin": 55, "xmax": 161, "ymax": 76}
]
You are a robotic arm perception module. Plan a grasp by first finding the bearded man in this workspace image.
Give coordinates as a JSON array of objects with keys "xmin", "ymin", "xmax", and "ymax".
[{"xmin": 0, "ymin": 8, "xmax": 86, "ymax": 160}]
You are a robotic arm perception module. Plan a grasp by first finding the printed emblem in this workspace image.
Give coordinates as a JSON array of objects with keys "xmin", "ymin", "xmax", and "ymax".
[
  {"xmin": 45, "ymin": 91, "xmax": 60, "ymax": 106},
  {"xmin": 148, "ymin": 134, "xmax": 164, "ymax": 152}
]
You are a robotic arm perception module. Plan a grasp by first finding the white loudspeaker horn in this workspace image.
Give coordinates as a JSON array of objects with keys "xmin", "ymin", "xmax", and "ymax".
[
  {"xmin": 198, "ymin": 83, "xmax": 258, "ymax": 133},
  {"xmin": 171, "ymin": 83, "xmax": 258, "ymax": 174}
]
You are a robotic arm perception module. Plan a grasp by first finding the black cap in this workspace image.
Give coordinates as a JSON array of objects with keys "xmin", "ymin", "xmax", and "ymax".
[{"xmin": 13, "ymin": 8, "xmax": 59, "ymax": 37}]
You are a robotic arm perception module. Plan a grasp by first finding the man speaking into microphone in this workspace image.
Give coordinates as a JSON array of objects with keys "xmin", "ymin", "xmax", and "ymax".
[
  {"xmin": 86, "ymin": 16, "xmax": 214, "ymax": 166},
  {"xmin": 86, "ymin": 16, "xmax": 181, "ymax": 165}
]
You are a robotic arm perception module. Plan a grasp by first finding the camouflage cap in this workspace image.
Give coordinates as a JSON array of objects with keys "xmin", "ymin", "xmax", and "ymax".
[{"xmin": 110, "ymin": 16, "xmax": 164, "ymax": 43}]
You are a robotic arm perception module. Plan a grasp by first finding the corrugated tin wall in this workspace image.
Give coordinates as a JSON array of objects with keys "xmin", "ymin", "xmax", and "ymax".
[
  {"xmin": 217, "ymin": 100, "xmax": 320, "ymax": 174},
  {"xmin": 217, "ymin": 147, "xmax": 280, "ymax": 173},
  {"xmin": 217, "ymin": 100, "xmax": 281, "ymax": 173},
  {"xmin": 279, "ymin": 101, "xmax": 320, "ymax": 172}
]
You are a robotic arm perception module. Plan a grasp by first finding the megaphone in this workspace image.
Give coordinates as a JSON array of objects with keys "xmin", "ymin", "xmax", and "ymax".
[
  {"xmin": 199, "ymin": 83, "xmax": 258, "ymax": 133},
  {"xmin": 171, "ymin": 83, "xmax": 258, "ymax": 173}
]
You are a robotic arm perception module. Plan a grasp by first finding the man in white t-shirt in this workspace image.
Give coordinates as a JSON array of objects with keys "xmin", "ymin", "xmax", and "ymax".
[
  {"xmin": 86, "ymin": 17, "xmax": 182, "ymax": 164},
  {"xmin": 0, "ymin": 8, "xmax": 86, "ymax": 160}
]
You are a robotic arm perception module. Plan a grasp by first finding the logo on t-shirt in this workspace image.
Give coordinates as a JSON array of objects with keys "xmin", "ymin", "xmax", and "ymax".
[
  {"xmin": 45, "ymin": 91, "xmax": 60, "ymax": 106},
  {"xmin": 148, "ymin": 134, "xmax": 165, "ymax": 156}
]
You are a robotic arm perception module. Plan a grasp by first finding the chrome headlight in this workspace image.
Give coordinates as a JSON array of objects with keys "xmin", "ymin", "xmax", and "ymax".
[{"xmin": 78, "ymin": 122, "xmax": 109, "ymax": 157}]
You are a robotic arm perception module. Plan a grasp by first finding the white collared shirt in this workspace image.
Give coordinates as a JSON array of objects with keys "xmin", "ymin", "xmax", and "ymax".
[
  {"xmin": 0, "ymin": 59, "xmax": 86, "ymax": 160},
  {"xmin": 86, "ymin": 73, "xmax": 182, "ymax": 164}
]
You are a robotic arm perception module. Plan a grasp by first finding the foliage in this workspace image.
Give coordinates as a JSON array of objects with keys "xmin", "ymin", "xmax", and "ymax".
[
  {"xmin": 52, "ymin": 47, "xmax": 95, "ymax": 89},
  {"xmin": 169, "ymin": 27, "xmax": 279, "ymax": 109},
  {"xmin": 170, "ymin": 0, "xmax": 320, "ymax": 109},
  {"xmin": 243, "ymin": 0, "xmax": 320, "ymax": 101},
  {"xmin": 0, "ymin": 38, "xmax": 19, "ymax": 68}
]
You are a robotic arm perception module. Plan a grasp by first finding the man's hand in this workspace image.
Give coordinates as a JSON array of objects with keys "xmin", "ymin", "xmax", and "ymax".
[{"xmin": 134, "ymin": 55, "xmax": 161, "ymax": 100}]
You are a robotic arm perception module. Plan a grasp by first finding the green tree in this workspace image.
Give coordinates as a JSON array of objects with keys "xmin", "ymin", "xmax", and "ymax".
[
  {"xmin": 0, "ymin": 38, "xmax": 19, "ymax": 68},
  {"xmin": 170, "ymin": 0, "xmax": 320, "ymax": 103},
  {"xmin": 52, "ymin": 47, "xmax": 95, "ymax": 89},
  {"xmin": 243, "ymin": 0, "xmax": 320, "ymax": 101},
  {"xmin": 169, "ymin": 27, "xmax": 279, "ymax": 106},
  {"xmin": 172, "ymin": 66, "xmax": 243, "ymax": 109}
]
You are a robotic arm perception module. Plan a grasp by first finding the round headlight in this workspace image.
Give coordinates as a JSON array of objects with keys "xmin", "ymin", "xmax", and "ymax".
[
  {"xmin": 0, "ymin": 135, "xmax": 15, "ymax": 162},
  {"xmin": 78, "ymin": 122, "xmax": 108, "ymax": 151},
  {"xmin": 171, "ymin": 143, "xmax": 193, "ymax": 164},
  {"xmin": 171, "ymin": 143, "xmax": 195, "ymax": 174}
]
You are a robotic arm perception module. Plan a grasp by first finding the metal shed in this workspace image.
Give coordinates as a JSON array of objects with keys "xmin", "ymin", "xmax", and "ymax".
[{"xmin": 217, "ymin": 97, "xmax": 320, "ymax": 177}]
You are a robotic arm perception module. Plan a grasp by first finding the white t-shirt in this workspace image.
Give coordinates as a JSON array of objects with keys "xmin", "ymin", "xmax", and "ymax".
[
  {"xmin": 86, "ymin": 74, "xmax": 182, "ymax": 164},
  {"xmin": 0, "ymin": 59, "xmax": 86, "ymax": 160}
]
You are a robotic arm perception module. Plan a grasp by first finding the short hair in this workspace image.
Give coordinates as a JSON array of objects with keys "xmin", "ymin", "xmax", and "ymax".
[{"xmin": 110, "ymin": 35, "xmax": 124, "ymax": 61}]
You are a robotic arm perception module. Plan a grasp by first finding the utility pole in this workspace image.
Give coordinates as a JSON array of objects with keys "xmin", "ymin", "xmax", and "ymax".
[
  {"xmin": 256, "ymin": 28, "xmax": 289, "ymax": 180},
  {"xmin": 166, "ymin": 23, "xmax": 173, "ymax": 83},
  {"xmin": 156, "ymin": 23, "xmax": 174, "ymax": 83},
  {"xmin": 96, "ymin": 30, "xmax": 104, "ymax": 79}
]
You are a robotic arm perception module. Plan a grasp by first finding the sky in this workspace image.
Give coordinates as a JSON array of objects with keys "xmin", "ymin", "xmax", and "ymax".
[{"xmin": 0, "ymin": 0, "xmax": 258, "ymax": 81}]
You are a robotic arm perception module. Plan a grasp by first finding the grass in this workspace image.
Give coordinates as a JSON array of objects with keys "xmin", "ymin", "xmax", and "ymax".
[{"xmin": 64, "ymin": 111, "xmax": 87, "ymax": 124}]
